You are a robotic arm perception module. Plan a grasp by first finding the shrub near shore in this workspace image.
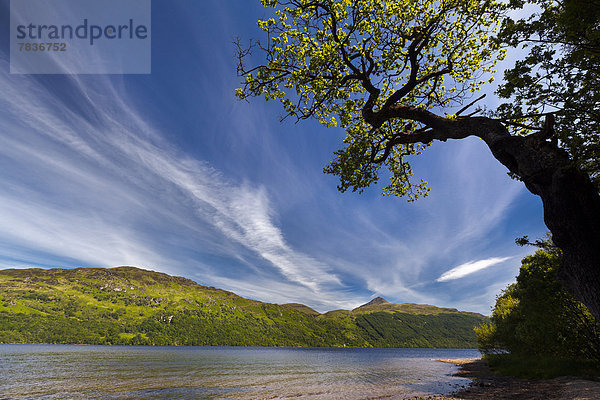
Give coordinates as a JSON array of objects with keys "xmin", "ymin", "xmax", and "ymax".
[{"xmin": 476, "ymin": 246, "xmax": 600, "ymax": 378}]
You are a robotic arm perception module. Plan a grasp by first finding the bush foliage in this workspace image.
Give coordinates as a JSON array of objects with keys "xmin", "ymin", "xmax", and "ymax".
[{"xmin": 476, "ymin": 248, "xmax": 600, "ymax": 363}]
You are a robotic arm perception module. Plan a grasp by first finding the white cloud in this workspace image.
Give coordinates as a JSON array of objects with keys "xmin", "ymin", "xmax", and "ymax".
[
  {"xmin": 0, "ymin": 59, "xmax": 345, "ymax": 307},
  {"xmin": 0, "ymin": 3, "xmax": 547, "ymax": 315},
  {"xmin": 436, "ymin": 257, "xmax": 512, "ymax": 282}
]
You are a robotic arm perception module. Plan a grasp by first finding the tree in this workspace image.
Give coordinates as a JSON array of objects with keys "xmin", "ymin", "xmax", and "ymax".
[
  {"xmin": 236, "ymin": 0, "xmax": 600, "ymax": 319},
  {"xmin": 496, "ymin": 0, "xmax": 600, "ymax": 189},
  {"xmin": 475, "ymin": 248, "xmax": 600, "ymax": 361}
]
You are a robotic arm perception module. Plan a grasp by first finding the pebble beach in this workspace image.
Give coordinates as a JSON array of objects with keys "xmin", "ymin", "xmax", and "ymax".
[{"xmin": 404, "ymin": 358, "xmax": 600, "ymax": 400}]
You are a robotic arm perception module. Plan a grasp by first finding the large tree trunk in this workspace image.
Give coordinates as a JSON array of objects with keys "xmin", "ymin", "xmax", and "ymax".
[
  {"xmin": 368, "ymin": 107, "xmax": 600, "ymax": 319},
  {"xmin": 480, "ymin": 120, "xmax": 600, "ymax": 320}
]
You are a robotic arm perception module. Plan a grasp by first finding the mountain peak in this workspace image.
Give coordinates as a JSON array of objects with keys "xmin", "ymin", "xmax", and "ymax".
[{"xmin": 362, "ymin": 296, "xmax": 390, "ymax": 307}]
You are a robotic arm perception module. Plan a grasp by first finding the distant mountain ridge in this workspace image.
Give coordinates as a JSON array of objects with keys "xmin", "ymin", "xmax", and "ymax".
[
  {"xmin": 0, "ymin": 266, "xmax": 487, "ymax": 347},
  {"xmin": 357, "ymin": 296, "xmax": 390, "ymax": 308},
  {"xmin": 352, "ymin": 296, "xmax": 482, "ymax": 317}
]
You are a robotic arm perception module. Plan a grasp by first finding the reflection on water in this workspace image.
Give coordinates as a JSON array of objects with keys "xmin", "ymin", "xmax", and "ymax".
[{"xmin": 0, "ymin": 345, "xmax": 478, "ymax": 399}]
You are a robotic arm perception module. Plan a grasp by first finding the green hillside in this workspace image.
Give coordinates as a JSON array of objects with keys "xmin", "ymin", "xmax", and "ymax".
[{"xmin": 0, "ymin": 267, "xmax": 487, "ymax": 347}]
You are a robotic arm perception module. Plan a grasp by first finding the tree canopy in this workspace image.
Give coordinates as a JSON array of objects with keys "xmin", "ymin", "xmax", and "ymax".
[
  {"xmin": 496, "ymin": 0, "xmax": 600, "ymax": 189},
  {"xmin": 236, "ymin": 0, "xmax": 504, "ymax": 200},
  {"xmin": 236, "ymin": 0, "xmax": 600, "ymax": 320}
]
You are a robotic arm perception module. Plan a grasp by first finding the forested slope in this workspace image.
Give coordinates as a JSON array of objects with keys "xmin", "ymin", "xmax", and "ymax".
[{"xmin": 0, "ymin": 267, "xmax": 487, "ymax": 347}]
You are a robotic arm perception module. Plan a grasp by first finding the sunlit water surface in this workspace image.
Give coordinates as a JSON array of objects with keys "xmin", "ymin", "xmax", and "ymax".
[{"xmin": 0, "ymin": 345, "xmax": 479, "ymax": 399}]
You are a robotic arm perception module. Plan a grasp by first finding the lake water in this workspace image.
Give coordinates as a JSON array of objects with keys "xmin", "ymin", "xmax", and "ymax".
[{"xmin": 0, "ymin": 345, "xmax": 479, "ymax": 399}]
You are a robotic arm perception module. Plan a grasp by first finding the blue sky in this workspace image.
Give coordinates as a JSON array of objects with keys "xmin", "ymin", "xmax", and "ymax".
[{"xmin": 0, "ymin": 0, "xmax": 547, "ymax": 314}]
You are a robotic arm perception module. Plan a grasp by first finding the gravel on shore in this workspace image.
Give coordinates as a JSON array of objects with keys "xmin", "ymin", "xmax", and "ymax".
[{"xmin": 403, "ymin": 358, "xmax": 600, "ymax": 400}]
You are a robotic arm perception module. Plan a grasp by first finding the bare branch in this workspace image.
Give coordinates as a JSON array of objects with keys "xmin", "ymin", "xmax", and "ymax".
[{"xmin": 456, "ymin": 94, "xmax": 486, "ymax": 116}]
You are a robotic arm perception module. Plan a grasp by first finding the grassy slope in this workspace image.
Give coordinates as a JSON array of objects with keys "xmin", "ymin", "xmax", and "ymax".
[{"xmin": 0, "ymin": 267, "xmax": 487, "ymax": 347}]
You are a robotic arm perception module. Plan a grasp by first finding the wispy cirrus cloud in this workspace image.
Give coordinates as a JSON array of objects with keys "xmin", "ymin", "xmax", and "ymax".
[
  {"xmin": 0, "ymin": 55, "xmax": 344, "ymax": 305},
  {"xmin": 436, "ymin": 257, "xmax": 513, "ymax": 282},
  {"xmin": 0, "ymin": 0, "xmax": 548, "ymax": 315}
]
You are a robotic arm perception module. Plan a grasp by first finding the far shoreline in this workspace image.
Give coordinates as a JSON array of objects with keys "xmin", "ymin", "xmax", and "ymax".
[{"xmin": 0, "ymin": 342, "xmax": 479, "ymax": 350}]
